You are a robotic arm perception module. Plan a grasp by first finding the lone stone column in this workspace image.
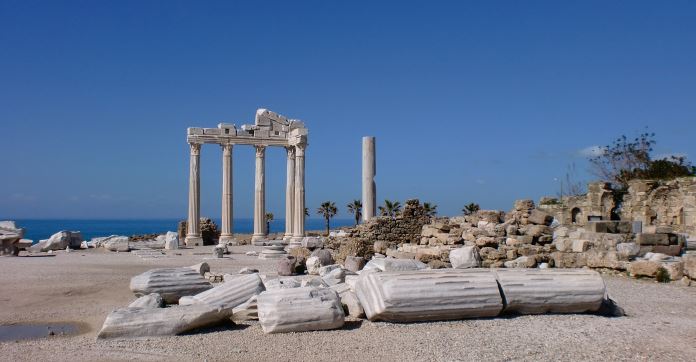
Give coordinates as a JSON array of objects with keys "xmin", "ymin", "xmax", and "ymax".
[
  {"xmin": 219, "ymin": 144, "xmax": 234, "ymax": 245},
  {"xmin": 284, "ymin": 146, "xmax": 296, "ymax": 241},
  {"xmin": 362, "ymin": 136, "xmax": 376, "ymax": 222},
  {"xmin": 185, "ymin": 143, "xmax": 203, "ymax": 246},
  {"xmin": 252, "ymin": 145, "xmax": 266, "ymax": 242},
  {"xmin": 292, "ymin": 144, "xmax": 306, "ymax": 241}
]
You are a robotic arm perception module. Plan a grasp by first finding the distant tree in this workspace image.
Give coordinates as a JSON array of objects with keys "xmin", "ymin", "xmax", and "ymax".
[
  {"xmin": 304, "ymin": 207, "xmax": 309, "ymax": 217},
  {"xmin": 462, "ymin": 203, "xmax": 480, "ymax": 216},
  {"xmin": 265, "ymin": 212, "xmax": 274, "ymax": 234},
  {"xmin": 347, "ymin": 199, "xmax": 363, "ymax": 226},
  {"xmin": 316, "ymin": 201, "xmax": 337, "ymax": 236},
  {"xmin": 423, "ymin": 202, "xmax": 437, "ymax": 217},
  {"xmin": 588, "ymin": 131, "xmax": 695, "ymax": 189},
  {"xmin": 378, "ymin": 199, "xmax": 402, "ymax": 218}
]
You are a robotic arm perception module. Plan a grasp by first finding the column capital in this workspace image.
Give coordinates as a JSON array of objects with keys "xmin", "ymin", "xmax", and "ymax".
[
  {"xmin": 221, "ymin": 143, "xmax": 233, "ymax": 155},
  {"xmin": 295, "ymin": 143, "xmax": 306, "ymax": 157},
  {"xmin": 285, "ymin": 146, "xmax": 296, "ymax": 158},
  {"xmin": 189, "ymin": 143, "xmax": 201, "ymax": 155},
  {"xmin": 255, "ymin": 145, "xmax": 266, "ymax": 157}
]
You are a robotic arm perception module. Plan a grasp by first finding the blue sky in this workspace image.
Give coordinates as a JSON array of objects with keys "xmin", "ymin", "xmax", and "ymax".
[{"xmin": 1, "ymin": 1, "xmax": 695, "ymax": 219}]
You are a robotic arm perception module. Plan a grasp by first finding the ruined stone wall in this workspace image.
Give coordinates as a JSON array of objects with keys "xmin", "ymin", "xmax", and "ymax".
[
  {"xmin": 621, "ymin": 178, "xmax": 696, "ymax": 237},
  {"xmin": 346, "ymin": 199, "xmax": 430, "ymax": 249}
]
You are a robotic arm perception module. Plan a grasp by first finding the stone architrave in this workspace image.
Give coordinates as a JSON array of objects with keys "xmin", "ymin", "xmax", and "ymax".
[
  {"xmin": 362, "ymin": 136, "xmax": 376, "ymax": 222},
  {"xmin": 185, "ymin": 143, "xmax": 203, "ymax": 246}
]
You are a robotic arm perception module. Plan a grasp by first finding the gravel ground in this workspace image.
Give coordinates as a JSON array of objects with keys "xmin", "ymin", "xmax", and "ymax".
[{"xmin": 1, "ymin": 245, "xmax": 695, "ymax": 361}]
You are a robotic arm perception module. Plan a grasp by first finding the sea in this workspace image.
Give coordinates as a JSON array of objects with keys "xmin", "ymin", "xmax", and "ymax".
[{"xmin": 14, "ymin": 218, "xmax": 356, "ymax": 241}]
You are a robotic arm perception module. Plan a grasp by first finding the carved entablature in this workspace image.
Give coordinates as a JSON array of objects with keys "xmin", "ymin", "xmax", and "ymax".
[{"xmin": 187, "ymin": 108, "xmax": 308, "ymax": 147}]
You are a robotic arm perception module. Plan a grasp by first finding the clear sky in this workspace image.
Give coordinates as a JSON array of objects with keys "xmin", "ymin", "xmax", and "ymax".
[{"xmin": 1, "ymin": 1, "xmax": 695, "ymax": 219}]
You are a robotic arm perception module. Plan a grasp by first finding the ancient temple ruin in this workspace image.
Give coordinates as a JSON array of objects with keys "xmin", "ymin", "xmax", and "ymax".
[{"xmin": 184, "ymin": 109, "xmax": 308, "ymax": 245}]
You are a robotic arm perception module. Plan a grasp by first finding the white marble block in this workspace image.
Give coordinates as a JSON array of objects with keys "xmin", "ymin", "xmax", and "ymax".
[
  {"xmin": 257, "ymin": 287, "xmax": 345, "ymax": 333},
  {"xmin": 493, "ymin": 269, "xmax": 606, "ymax": 314},
  {"xmin": 178, "ymin": 273, "xmax": 265, "ymax": 316},
  {"xmin": 362, "ymin": 258, "xmax": 427, "ymax": 272},
  {"xmin": 130, "ymin": 267, "xmax": 212, "ymax": 304},
  {"xmin": 449, "ymin": 246, "xmax": 481, "ymax": 268},
  {"xmin": 355, "ymin": 269, "xmax": 503, "ymax": 322}
]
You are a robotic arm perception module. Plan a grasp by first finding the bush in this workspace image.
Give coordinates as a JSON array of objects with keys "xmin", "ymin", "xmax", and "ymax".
[{"xmin": 655, "ymin": 267, "xmax": 671, "ymax": 283}]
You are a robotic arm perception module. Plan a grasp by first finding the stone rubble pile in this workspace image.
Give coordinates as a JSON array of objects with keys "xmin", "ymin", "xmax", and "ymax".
[{"xmin": 0, "ymin": 221, "xmax": 31, "ymax": 256}]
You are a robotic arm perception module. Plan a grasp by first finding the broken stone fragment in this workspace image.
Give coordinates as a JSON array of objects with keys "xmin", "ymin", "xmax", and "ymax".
[
  {"xmin": 128, "ymin": 293, "xmax": 165, "ymax": 308},
  {"xmin": 344, "ymin": 256, "xmax": 365, "ymax": 272},
  {"xmin": 341, "ymin": 290, "xmax": 365, "ymax": 318},
  {"xmin": 130, "ymin": 265, "xmax": 213, "ymax": 304},
  {"xmin": 449, "ymin": 246, "xmax": 481, "ymax": 269},
  {"xmin": 97, "ymin": 305, "xmax": 226, "ymax": 339},
  {"xmin": 257, "ymin": 287, "xmax": 345, "ymax": 333}
]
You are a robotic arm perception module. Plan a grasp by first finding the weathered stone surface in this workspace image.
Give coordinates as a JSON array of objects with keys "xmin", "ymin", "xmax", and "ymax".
[
  {"xmin": 653, "ymin": 245, "xmax": 682, "ymax": 256},
  {"xmin": 628, "ymin": 260, "xmax": 661, "ymax": 277},
  {"xmin": 636, "ymin": 233, "xmax": 670, "ymax": 246},
  {"xmin": 257, "ymin": 287, "xmax": 345, "ymax": 333},
  {"xmin": 276, "ymin": 256, "xmax": 296, "ymax": 276},
  {"xmin": 306, "ymin": 256, "xmax": 322, "ymax": 275},
  {"xmin": 344, "ymin": 256, "xmax": 365, "ymax": 272},
  {"xmin": 494, "ymin": 269, "xmax": 606, "ymax": 314},
  {"xmin": 572, "ymin": 239, "xmax": 591, "ymax": 253},
  {"xmin": 102, "ymin": 236, "xmax": 130, "ymax": 252},
  {"xmin": 528, "ymin": 209, "xmax": 553, "ymax": 225},
  {"xmin": 128, "ymin": 293, "xmax": 165, "ymax": 308},
  {"xmin": 190, "ymin": 262, "xmax": 210, "ymax": 276},
  {"xmin": 503, "ymin": 256, "xmax": 537, "ymax": 268},
  {"xmin": 362, "ymin": 258, "xmax": 428, "ymax": 272},
  {"xmin": 662, "ymin": 261, "xmax": 684, "ymax": 280},
  {"xmin": 355, "ymin": 269, "xmax": 503, "ymax": 322},
  {"xmin": 449, "ymin": 246, "xmax": 481, "ymax": 269},
  {"xmin": 178, "ymin": 273, "xmax": 265, "ymax": 316},
  {"xmin": 29, "ymin": 231, "xmax": 82, "ymax": 252},
  {"xmin": 231, "ymin": 295, "xmax": 258, "ymax": 322},
  {"xmin": 341, "ymin": 290, "xmax": 365, "ymax": 318},
  {"xmin": 164, "ymin": 231, "xmax": 179, "ymax": 250},
  {"xmin": 264, "ymin": 277, "xmax": 302, "ymax": 290},
  {"xmin": 97, "ymin": 305, "xmax": 225, "ymax": 339},
  {"xmin": 301, "ymin": 236, "xmax": 323, "ymax": 249},
  {"xmin": 684, "ymin": 254, "xmax": 696, "ymax": 279},
  {"xmin": 130, "ymin": 266, "xmax": 212, "ymax": 304},
  {"xmin": 617, "ymin": 242, "xmax": 641, "ymax": 258},
  {"xmin": 321, "ymin": 268, "xmax": 345, "ymax": 286},
  {"xmin": 310, "ymin": 249, "xmax": 334, "ymax": 266},
  {"xmin": 0, "ymin": 221, "xmax": 25, "ymax": 256}
]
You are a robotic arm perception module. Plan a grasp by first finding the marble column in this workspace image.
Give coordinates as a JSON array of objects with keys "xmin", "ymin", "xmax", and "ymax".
[
  {"xmin": 185, "ymin": 143, "xmax": 203, "ymax": 246},
  {"xmin": 219, "ymin": 144, "xmax": 234, "ymax": 245},
  {"xmin": 283, "ymin": 146, "xmax": 296, "ymax": 241},
  {"xmin": 251, "ymin": 145, "xmax": 266, "ymax": 242},
  {"xmin": 362, "ymin": 136, "xmax": 376, "ymax": 222},
  {"xmin": 292, "ymin": 144, "xmax": 306, "ymax": 241}
]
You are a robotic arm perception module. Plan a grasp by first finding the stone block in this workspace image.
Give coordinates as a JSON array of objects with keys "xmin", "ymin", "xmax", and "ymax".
[
  {"xmin": 616, "ymin": 242, "xmax": 640, "ymax": 258},
  {"xmin": 257, "ymin": 287, "xmax": 345, "ymax": 333},
  {"xmin": 636, "ymin": 233, "xmax": 669, "ymax": 246},
  {"xmin": 448, "ymin": 246, "xmax": 481, "ymax": 269},
  {"xmin": 572, "ymin": 239, "xmax": 590, "ymax": 253},
  {"xmin": 653, "ymin": 245, "xmax": 682, "ymax": 257},
  {"xmin": 355, "ymin": 269, "xmax": 503, "ymax": 322},
  {"xmin": 493, "ymin": 269, "xmax": 606, "ymax": 314},
  {"xmin": 555, "ymin": 238, "xmax": 573, "ymax": 252},
  {"xmin": 276, "ymin": 256, "xmax": 296, "ymax": 276},
  {"xmin": 628, "ymin": 260, "xmax": 661, "ymax": 278},
  {"xmin": 128, "ymin": 293, "xmax": 165, "ymax": 308},
  {"xmin": 344, "ymin": 256, "xmax": 365, "ymax": 272},
  {"xmin": 528, "ymin": 209, "xmax": 553, "ymax": 225},
  {"xmin": 179, "ymin": 273, "xmax": 265, "ymax": 316},
  {"xmin": 341, "ymin": 291, "xmax": 365, "ymax": 318},
  {"xmin": 683, "ymin": 254, "xmax": 696, "ymax": 279}
]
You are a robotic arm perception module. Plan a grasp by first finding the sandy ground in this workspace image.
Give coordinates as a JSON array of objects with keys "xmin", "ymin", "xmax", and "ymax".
[{"xmin": 1, "ymin": 244, "xmax": 696, "ymax": 362}]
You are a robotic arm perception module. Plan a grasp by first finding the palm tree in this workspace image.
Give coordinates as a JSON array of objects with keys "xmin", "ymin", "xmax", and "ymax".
[
  {"xmin": 462, "ymin": 203, "xmax": 480, "ymax": 216},
  {"xmin": 304, "ymin": 207, "xmax": 309, "ymax": 217},
  {"xmin": 347, "ymin": 199, "xmax": 362, "ymax": 226},
  {"xmin": 265, "ymin": 212, "xmax": 274, "ymax": 234},
  {"xmin": 316, "ymin": 201, "xmax": 337, "ymax": 236},
  {"xmin": 378, "ymin": 199, "xmax": 402, "ymax": 218},
  {"xmin": 423, "ymin": 202, "xmax": 437, "ymax": 217}
]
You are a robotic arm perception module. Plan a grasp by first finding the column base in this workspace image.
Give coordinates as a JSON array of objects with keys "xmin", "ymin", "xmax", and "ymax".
[
  {"xmin": 251, "ymin": 234, "xmax": 267, "ymax": 242},
  {"xmin": 184, "ymin": 235, "xmax": 203, "ymax": 246},
  {"xmin": 282, "ymin": 234, "xmax": 294, "ymax": 241},
  {"xmin": 219, "ymin": 234, "xmax": 235, "ymax": 245},
  {"xmin": 290, "ymin": 235, "xmax": 305, "ymax": 242}
]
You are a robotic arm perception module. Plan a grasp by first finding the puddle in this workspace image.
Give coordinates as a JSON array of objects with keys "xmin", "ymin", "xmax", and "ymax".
[{"xmin": 0, "ymin": 322, "xmax": 83, "ymax": 342}]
